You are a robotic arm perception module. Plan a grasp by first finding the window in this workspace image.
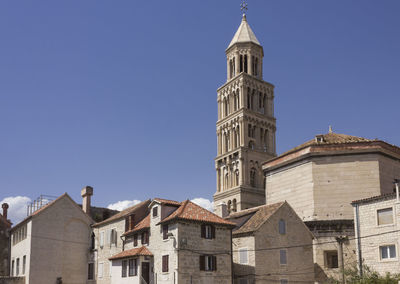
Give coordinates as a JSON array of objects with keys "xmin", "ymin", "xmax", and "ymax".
[
  {"xmin": 325, "ymin": 251, "xmax": 338, "ymax": 268},
  {"xmin": 280, "ymin": 279, "xmax": 288, "ymax": 284},
  {"xmin": 16, "ymin": 258, "xmax": 19, "ymax": 276},
  {"xmin": 250, "ymin": 168, "xmax": 256, "ymax": 187},
  {"xmin": 232, "ymin": 199, "xmax": 237, "ymax": 213},
  {"xmin": 280, "ymin": 250, "xmax": 287, "ymax": 265},
  {"xmin": 380, "ymin": 245, "xmax": 396, "ymax": 260},
  {"xmin": 200, "ymin": 255, "xmax": 217, "ymax": 271},
  {"xmin": 239, "ymin": 248, "xmax": 248, "ymax": 264},
  {"xmin": 141, "ymin": 231, "xmax": 149, "ymax": 245},
  {"xmin": 128, "ymin": 259, "xmax": 137, "ymax": 276},
  {"xmin": 377, "ymin": 208, "xmax": 393, "ymax": 225},
  {"xmin": 201, "ymin": 224, "xmax": 215, "ymax": 239},
  {"xmin": 88, "ymin": 263, "xmax": 94, "ymax": 280},
  {"xmin": 11, "ymin": 260, "xmax": 14, "ymax": 276},
  {"xmin": 22, "ymin": 255, "xmax": 26, "ymax": 275},
  {"xmin": 153, "ymin": 207, "xmax": 158, "ymax": 217},
  {"xmin": 239, "ymin": 279, "xmax": 248, "ymax": 284},
  {"xmin": 100, "ymin": 231, "xmax": 104, "ymax": 248},
  {"xmin": 98, "ymin": 262, "xmax": 104, "ymax": 278},
  {"xmin": 162, "ymin": 255, "xmax": 169, "ymax": 272},
  {"xmin": 90, "ymin": 233, "xmax": 95, "ymax": 250},
  {"xmin": 227, "ymin": 200, "xmax": 232, "ymax": 214},
  {"xmin": 133, "ymin": 234, "xmax": 138, "ymax": 247},
  {"xmin": 121, "ymin": 260, "xmax": 127, "ymax": 277},
  {"xmin": 163, "ymin": 225, "xmax": 169, "ymax": 240},
  {"xmin": 279, "ymin": 220, "xmax": 286, "ymax": 235}
]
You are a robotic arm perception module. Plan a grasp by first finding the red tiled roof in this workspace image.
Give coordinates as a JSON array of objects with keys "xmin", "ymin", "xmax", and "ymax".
[
  {"xmin": 123, "ymin": 214, "xmax": 150, "ymax": 236},
  {"xmin": 226, "ymin": 202, "xmax": 285, "ymax": 235},
  {"xmin": 263, "ymin": 132, "xmax": 400, "ymax": 169},
  {"xmin": 160, "ymin": 200, "xmax": 235, "ymax": 226},
  {"xmin": 109, "ymin": 246, "xmax": 153, "ymax": 260},
  {"xmin": 93, "ymin": 199, "xmax": 151, "ymax": 227},
  {"xmin": 153, "ymin": 198, "xmax": 181, "ymax": 206},
  {"xmin": 351, "ymin": 192, "xmax": 397, "ymax": 205}
]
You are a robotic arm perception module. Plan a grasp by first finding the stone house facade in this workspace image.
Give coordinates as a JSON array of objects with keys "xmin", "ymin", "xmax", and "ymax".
[
  {"xmin": 261, "ymin": 131, "xmax": 400, "ymax": 282},
  {"xmin": 226, "ymin": 202, "xmax": 314, "ymax": 284},
  {"xmin": 352, "ymin": 189, "xmax": 400, "ymax": 276},
  {"xmin": 0, "ymin": 203, "xmax": 11, "ymax": 276},
  {"xmin": 96, "ymin": 198, "xmax": 234, "ymax": 284},
  {"xmin": 9, "ymin": 193, "xmax": 93, "ymax": 284},
  {"xmin": 90, "ymin": 199, "xmax": 151, "ymax": 284}
]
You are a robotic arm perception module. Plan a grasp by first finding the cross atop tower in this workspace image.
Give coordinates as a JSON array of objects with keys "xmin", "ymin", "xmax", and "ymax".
[{"xmin": 240, "ymin": 1, "xmax": 248, "ymax": 16}]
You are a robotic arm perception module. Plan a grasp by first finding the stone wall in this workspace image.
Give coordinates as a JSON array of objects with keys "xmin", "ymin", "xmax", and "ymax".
[
  {"xmin": 0, "ymin": 222, "xmax": 10, "ymax": 276},
  {"xmin": 0, "ymin": 277, "xmax": 25, "ymax": 284},
  {"xmin": 355, "ymin": 197, "xmax": 400, "ymax": 275}
]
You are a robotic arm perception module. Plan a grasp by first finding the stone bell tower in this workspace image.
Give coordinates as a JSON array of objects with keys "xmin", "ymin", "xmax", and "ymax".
[{"xmin": 214, "ymin": 13, "xmax": 276, "ymax": 216}]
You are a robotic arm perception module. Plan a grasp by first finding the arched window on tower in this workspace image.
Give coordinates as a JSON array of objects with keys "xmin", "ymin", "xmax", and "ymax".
[
  {"xmin": 251, "ymin": 90, "xmax": 255, "ymax": 110},
  {"xmin": 223, "ymin": 98, "xmax": 228, "ymax": 117},
  {"xmin": 236, "ymin": 90, "xmax": 240, "ymax": 109},
  {"xmin": 239, "ymin": 55, "xmax": 243, "ymax": 73},
  {"xmin": 235, "ymin": 170, "xmax": 239, "ymax": 186},
  {"xmin": 225, "ymin": 173, "xmax": 229, "ymax": 190},
  {"xmin": 255, "ymin": 57, "xmax": 258, "ymax": 76},
  {"xmin": 248, "ymin": 141, "xmax": 255, "ymax": 150},
  {"xmin": 227, "ymin": 200, "xmax": 232, "ymax": 214},
  {"xmin": 247, "ymin": 88, "xmax": 251, "ymax": 109},
  {"xmin": 250, "ymin": 168, "xmax": 256, "ymax": 187},
  {"xmin": 232, "ymin": 199, "xmax": 237, "ymax": 212},
  {"xmin": 236, "ymin": 126, "xmax": 240, "ymax": 147},
  {"xmin": 233, "ymin": 94, "xmax": 237, "ymax": 111},
  {"xmin": 265, "ymin": 129, "xmax": 269, "ymax": 152},
  {"xmin": 229, "ymin": 59, "xmax": 233, "ymax": 79},
  {"xmin": 264, "ymin": 95, "xmax": 268, "ymax": 115},
  {"xmin": 233, "ymin": 57, "xmax": 236, "ymax": 75},
  {"xmin": 244, "ymin": 55, "xmax": 248, "ymax": 73},
  {"xmin": 224, "ymin": 133, "xmax": 229, "ymax": 153}
]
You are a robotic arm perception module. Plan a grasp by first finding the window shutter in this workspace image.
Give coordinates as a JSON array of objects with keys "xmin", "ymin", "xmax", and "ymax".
[
  {"xmin": 213, "ymin": 256, "xmax": 217, "ymax": 271},
  {"xmin": 199, "ymin": 255, "xmax": 205, "ymax": 271},
  {"xmin": 134, "ymin": 234, "xmax": 137, "ymax": 247},
  {"xmin": 211, "ymin": 225, "xmax": 216, "ymax": 239},
  {"xmin": 146, "ymin": 231, "xmax": 149, "ymax": 244},
  {"xmin": 201, "ymin": 224, "xmax": 205, "ymax": 238},
  {"xmin": 125, "ymin": 217, "xmax": 129, "ymax": 232},
  {"xmin": 162, "ymin": 255, "xmax": 169, "ymax": 272}
]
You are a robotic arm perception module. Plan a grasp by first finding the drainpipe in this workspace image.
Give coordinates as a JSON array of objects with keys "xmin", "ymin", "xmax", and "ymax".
[
  {"xmin": 354, "ymin": 204, "xmax": 363, "ymax": 277},
  {"xmin": 230, "ymin": 229, "xmax": 234, "ymax": 284},
  {"xmin": 395, "ymin": 179, "xmax": 399, "ymax": 203}
]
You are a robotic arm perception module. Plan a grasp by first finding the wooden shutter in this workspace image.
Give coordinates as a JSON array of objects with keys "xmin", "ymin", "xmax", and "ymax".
[
  {"xmin": 163, "ymin": 225, "xmax": 168, "ymax": 240},
  {"xmin": 162, "ymin": 255, "xmax": 169, "ymax": 272},
  {"xmin": 213, "ymin": 256, "xmax": 217, "ymax": 271},
  {"xmin": 201, "ymin": 224, "xmax": 205, "ymax": 238},
  {"xmin": 125, "ymin": 217, "xmax": 129, "ymax": 232},
  {"xmin": 129, "ymin": 214, "xmax": 135, "ymax": 230},
  {"xmin": 211, "ymin": 225, "xmax": 216, "ymax": 239},
  {"xmin": 146, "ymin": 231, "xmax": 149, "ymax": 244},
  {"xmin": 199, "ymin": 255, "xmax": 205, "ymax": 271}
]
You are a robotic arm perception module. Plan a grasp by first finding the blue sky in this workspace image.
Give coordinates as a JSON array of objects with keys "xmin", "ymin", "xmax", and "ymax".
[{"xmin": 1, "ymin": 0, "xmax": 399, "ymax": 222}]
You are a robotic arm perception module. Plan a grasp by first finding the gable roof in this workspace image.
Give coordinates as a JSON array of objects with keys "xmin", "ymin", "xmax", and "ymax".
[
  {"xmin": 351, "ymin": 192, "xmax": 397, "ymax": 205},
  {"xmin": 152, "ymin": 198, "xmax": 181, "ymax": 206},
  {"xmin": 11, "ymin": 193, "xmax": 93, "ymax": 231},
  {"xmin": 109, "ymin": 246, "xmax": 153, "ymax": 260},
  {"xmin": 160, "ymin": 200, "xmax": 235, "ymax": 227},
  {"xmin": 226, "ymin": 202, "xmax": 285, "ymax": 236},
  {"xmin": 93, "ymin": 199, "xmax": 151, "ymax": 227},
  {"xmin": 227, "ymin": 15, "xmax": 261, "ymax": 50},
  {"xmin": 122, "ymin": 214, "xmax": 150, "ymax": 236}
]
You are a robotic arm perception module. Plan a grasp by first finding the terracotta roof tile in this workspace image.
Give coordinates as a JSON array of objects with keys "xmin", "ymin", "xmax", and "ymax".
[
  {"xmin": 109, "ymin": 246, "xmax": 153, "ymax": 260},
  {"xmin": 280, "ymin": 132, "xmax": 373, "ymax": 157},
  {"xmin": 226, "ymin": 202, "xmax": 285, "ymax": 235},
  {"xmin": 153, "ymin": 198, "xmax": 181, "ymax": 206},
  {"xmin": 93, "ymin": 199, "xmax": 151, "ymax": 227},
  {"xmin": 160, "ymin": 200, "xmax": 235, "ymax": 226},
  {"xmin": 123, "ymin": 214, "xmax": 150, "ymax": 236},
  {"xmin": 351, "ymin": 192, "xmax": 397, "ymax": 205}
]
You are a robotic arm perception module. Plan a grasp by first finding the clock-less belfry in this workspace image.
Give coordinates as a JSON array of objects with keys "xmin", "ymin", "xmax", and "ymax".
[{"xmin": 214, "ymin": 4, "xmax": 277, "ymax": 216}]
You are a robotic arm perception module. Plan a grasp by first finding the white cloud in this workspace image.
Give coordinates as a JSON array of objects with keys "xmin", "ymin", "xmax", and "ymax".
[
  {"xmin": 0, "ymin": 196, "xmax": 32, "ymax": 225},
  {"xmin": 191, "ymin": 197, "xmax": 214, "ymax": 212},
  {"xmin": 107, "ymin": 200, "xmax": 141, "ymax": 211}
]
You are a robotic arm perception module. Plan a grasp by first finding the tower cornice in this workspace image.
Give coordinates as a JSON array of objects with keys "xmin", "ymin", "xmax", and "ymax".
[{"xmin": 217, "ymin": 72, "xmax": 274, "ymax": 93}]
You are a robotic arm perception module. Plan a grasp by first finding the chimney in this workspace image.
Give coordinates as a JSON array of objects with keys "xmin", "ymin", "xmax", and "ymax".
[
  {"xmin": 81, "ymin": 186, "xmax": 94, "ymax": 215},
  {"xmin": 2, "ymin": 203, "xmax": 9, "ymax": 220},
  {"xmin": 217, "ymin": 202, "xmax": 229, "ymax": 218}
]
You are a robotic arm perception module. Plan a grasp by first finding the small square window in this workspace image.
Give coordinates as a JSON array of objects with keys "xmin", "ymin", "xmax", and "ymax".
[
  {"xmin": 380, "ymin": 245, "xmax": 396, "ymax": 260},
  {"xmin": 325, "ymin": 251, "xmax": 338, "ymax": 268},
  {"xmin": 377, "ymin": 208, "xmax": 393, "ymax": 225}
]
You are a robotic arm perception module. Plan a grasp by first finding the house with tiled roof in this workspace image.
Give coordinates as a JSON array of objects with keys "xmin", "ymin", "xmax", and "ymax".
[
  {"xmin": 351, "ymin": 181, "xmax": 400, "ymax": 276},
  {"xmin": 262, "ymin": 130, "xmax": 400, "ymax": 282},
  {"xmin": 226, "ymin": 202, "xmax": 314, "ymax": 284},
  {"xmin": 0, "ymin": 203, "xmax": 12, "ymax": 276},
  {"xmin": 95, "ymin": 198, "xmax": 235, "ymax": 284},
  {"xmin": 9, "ymin": 192, "xmax": 94, "ymax": 284}
]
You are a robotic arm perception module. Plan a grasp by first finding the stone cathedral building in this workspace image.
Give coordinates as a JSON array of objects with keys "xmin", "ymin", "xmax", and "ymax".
[{"xmin": 214, "ymin": 14, "xmax": 276, "ymax": 216}]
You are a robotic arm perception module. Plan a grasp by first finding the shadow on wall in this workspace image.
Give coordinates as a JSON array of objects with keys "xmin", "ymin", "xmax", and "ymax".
[
  {"xmin": 314, "ymin": 263, "xmax": 328, "ymax": 283},
  {"xmin": 0, "ymin": 277, "xmax": 25, "ymax": 284},
  {"xmin": 233, "ymin": 263, "xmax": 255, "ymax": 283}
]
